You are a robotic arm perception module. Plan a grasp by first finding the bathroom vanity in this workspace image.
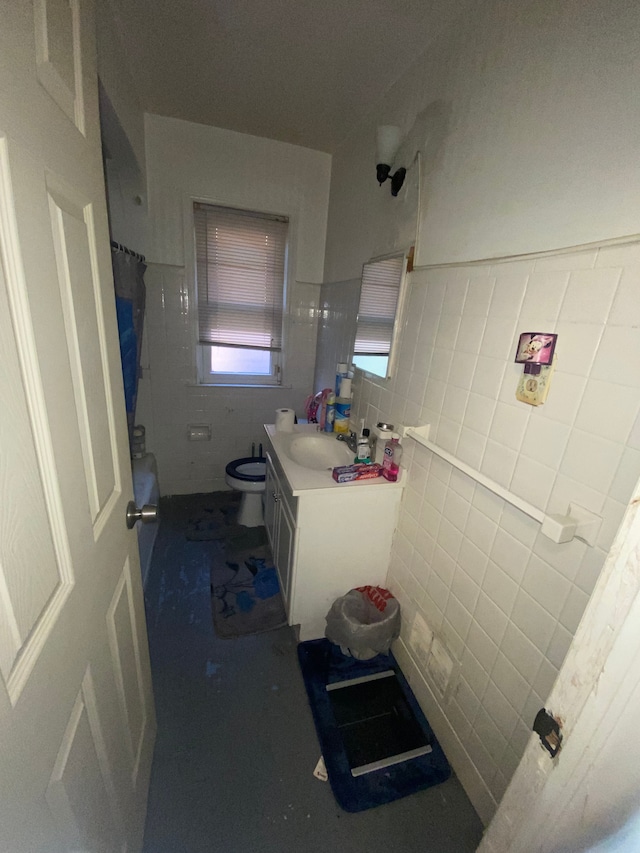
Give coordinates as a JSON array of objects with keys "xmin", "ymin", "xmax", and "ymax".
[{"xmin": 263, "ymin": 424, "xmax": 404, "ymax": 641}]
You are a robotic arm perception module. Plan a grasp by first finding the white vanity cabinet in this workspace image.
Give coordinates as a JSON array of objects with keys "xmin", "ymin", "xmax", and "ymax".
[{"xmin": 264, "ymin": 426, "xmax": 404, "ymax": 641}]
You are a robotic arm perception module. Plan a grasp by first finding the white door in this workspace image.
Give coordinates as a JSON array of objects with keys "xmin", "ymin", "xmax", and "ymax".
[{"xmin": 0, "ymin": 3, "xmax": 156, "ymax": 852}]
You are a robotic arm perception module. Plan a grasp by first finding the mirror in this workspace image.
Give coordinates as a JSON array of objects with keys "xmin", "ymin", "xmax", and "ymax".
[{"xmin": 352, "ymin": 251, "xmax": 409, "ymax": 379}]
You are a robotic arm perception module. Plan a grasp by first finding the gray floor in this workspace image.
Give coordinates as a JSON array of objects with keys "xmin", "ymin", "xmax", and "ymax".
[{"xmin": 141, "ymin": 495, "xmax": 483, "ymax": 852}]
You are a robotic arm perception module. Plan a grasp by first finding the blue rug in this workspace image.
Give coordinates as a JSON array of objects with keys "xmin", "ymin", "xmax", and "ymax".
[
  {"xmin": 297, "ymin": 638, "xmax": 450, "ymax": 812},
  {"xmin": 211, "ymin": 543, "xmax": 288, "ymax": 638}
]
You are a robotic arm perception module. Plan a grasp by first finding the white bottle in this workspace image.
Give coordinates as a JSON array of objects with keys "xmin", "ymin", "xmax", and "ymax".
[
  {"xmin": 335, "ymin": 363, "xmax": 349, "ymax": 397},
  {"xmin": 373, "ymin": 422, "xmax": 394, "ymax": 464}
]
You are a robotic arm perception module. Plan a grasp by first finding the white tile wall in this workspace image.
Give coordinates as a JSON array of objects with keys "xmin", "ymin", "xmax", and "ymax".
[
  {"xmin": 137, "ymin": 264, "xmax": 320, "ymax": 493},
  {"xmin": 350, "ymin": 240, "xmax": 640, "ymax": 816},
  {"xmin": 134, "ymin": 115, "xmax": 331, "ymax": 494}
]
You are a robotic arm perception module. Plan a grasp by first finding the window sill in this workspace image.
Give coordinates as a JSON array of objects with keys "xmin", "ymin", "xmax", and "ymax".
[
  {"xmin": 189, "ymin": 382, "xmax": 293, "ymax": 390},
  {"xmin": 352, "ymin": 365, "xmax": 390, "ymax": 382}
]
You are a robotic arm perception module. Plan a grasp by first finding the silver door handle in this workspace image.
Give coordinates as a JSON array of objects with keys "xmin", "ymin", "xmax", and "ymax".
[{"xmin": 126, "ymin": 500, "xmax": 158, "ymax": 529}]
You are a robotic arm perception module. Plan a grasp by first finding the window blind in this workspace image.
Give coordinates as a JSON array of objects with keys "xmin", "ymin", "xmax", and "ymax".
[
  {"xmin": 194, "ymin": 202, "xmax": 288, "ymax": 351},
  {"xmin": 354, "ymin": 255, "xmax": 404, "ymax": 355}
]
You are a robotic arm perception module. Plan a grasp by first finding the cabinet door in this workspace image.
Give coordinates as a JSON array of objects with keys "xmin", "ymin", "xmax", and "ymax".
[
  {"xmin": 264, "ymin": 455, "xmax": 279, "ymax": 551},
  {"xmin": 276, "ymin": 499, "xmax": 295, "ymax": 612}
]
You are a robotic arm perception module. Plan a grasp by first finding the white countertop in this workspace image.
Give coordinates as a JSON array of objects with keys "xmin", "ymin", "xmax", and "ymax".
[{"xmin": 264, "ymin": 423, "xmax": 405, "ymax": 495}]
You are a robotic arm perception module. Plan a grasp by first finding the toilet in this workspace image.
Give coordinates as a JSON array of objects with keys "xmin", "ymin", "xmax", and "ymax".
[{"xmin": 225, "ymin": 456, "xmax": 267, "ymax": 527}]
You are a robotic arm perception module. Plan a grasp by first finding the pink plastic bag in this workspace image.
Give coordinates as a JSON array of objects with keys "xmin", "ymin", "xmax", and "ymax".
[{"xmin": 325, "ymin": 587, "xmax": 400, "ymax": 660}]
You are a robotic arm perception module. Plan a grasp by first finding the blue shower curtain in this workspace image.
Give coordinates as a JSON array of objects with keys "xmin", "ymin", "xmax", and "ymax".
[{"xmin": 111, "ymin": 246, "xmax": 146, "ymax": 451}]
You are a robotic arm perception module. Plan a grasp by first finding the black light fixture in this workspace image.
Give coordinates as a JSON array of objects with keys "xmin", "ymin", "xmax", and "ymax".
[{"xmin": 376, "ymin": 125, "xmax": 406, "ymax": 197}]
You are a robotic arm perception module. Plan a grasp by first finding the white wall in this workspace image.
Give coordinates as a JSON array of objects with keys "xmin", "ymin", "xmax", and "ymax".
[
  {"xmin": 139, "ymin": 115, "xmax": 331, "ymax": 494},
  {"xmin": 324, "ymin": 0, "xmax": 640, "ymax": 280},
  {"xmin": 144, "ymin": 114, "xmax": 331, "ymax": 274},
  {"xmin": 96, "ymin": 0, "xmax": 149, "ymax": 255},
  {"xmin": 351, "ymin": 242, "xmax": 640, "ymax": 823},
  {"xmin": 96, "ymin": 1, "xmax": 146, "ymax": 174},
  {"xmin": 320, "ymin": 0, "xmax": 640, "ymax": 825},
  {"xmin": 479, "ymin": 475, "xmax": 640, "ymax": 852}
]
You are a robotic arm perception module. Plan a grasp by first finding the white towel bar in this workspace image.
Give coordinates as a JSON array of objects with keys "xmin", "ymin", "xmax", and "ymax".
[{"xmin": 403, "ymin": 425, "xmax": 600, "ymax": 545}]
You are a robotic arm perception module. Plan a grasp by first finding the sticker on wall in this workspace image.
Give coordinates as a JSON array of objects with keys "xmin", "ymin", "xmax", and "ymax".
[
  {"xmin": 515, "ymin": 332, "xmax": 557, "ymax": 372},
  {"xmin": 514, "ymin": 332, "xmax": 558, "ymax": 406}
]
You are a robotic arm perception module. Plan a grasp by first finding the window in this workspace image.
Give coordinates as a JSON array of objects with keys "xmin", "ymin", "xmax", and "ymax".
[
  {"xmin": 353, "ymin": 252, "xmax": 407, "ymax": 379},
  {"xmin": 194, "ymin": 202, "xmax": 288, "ymax": 384}
]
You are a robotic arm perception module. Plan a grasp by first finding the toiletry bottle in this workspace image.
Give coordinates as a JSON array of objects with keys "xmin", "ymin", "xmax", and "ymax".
[
  {"xmin": 382, "ymin": 436, "xmax": 402, "ymax": 482},
  {"xmin": 324, "ymin": 392, "xmax": 335, "ymax": 432},
  {"xmin": 354, "ymin": 428, "xmax": 371, "ymax": 463},
  {"xmin": 334, "ymin": 377, "xmax": 352, "ymax": 434},
  {"xmin": 335, "ymin": 362, "xmax": 348, "ymax": 397},
  {"xmin": 318, "ymin": 388, "xmax": 332, "ymax": 430},
  {"xmin": 374, "ymin": 422, "xmax": 394, "ymax": 464}
]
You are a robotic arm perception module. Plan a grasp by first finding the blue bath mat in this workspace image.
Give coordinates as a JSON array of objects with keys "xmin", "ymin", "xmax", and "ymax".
[
  {"xmin": 210, "ymin": 542, "xmax": 287, "ymax": 639},
  {"xmin": 297, "ymin": 638, "xmax": 450, "ymax": 812}
]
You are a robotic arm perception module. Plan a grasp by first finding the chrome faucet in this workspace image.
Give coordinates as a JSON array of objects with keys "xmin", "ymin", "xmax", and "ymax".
[{"xmin": 336, "ymin": 431, "xmax": 358, "ymax": 454}]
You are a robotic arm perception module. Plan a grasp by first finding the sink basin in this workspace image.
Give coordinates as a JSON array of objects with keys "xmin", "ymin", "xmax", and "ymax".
[{"xmin": 284, "ymin": 433, "xmax": 353, "ymax": 470}]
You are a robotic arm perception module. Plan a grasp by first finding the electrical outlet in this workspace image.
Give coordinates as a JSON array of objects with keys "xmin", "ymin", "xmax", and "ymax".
[
  {"xmin": 409, "ymin": 613, "xmax": 433, "ymax": 666},
  {"xmin": 516, "ymin": 359, "xmax": 556, "ymax": 406},
  {"xmin": 427, "ymin": 638, "xmax": 454, "ymax": 696}
]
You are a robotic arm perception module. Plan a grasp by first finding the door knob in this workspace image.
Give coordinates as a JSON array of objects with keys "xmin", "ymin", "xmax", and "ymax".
[{"xmin": 126, "ymin": 500, "xmax": 158, "ymax": 529}]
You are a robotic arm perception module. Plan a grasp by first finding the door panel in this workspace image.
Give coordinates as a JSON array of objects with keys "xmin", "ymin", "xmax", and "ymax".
[
  {"xmin": 46, "ymin": 668, "xmax": 124, "ymax": 853},
  {"xmin": 34, "ymin": 0, "xmax": 86, "ymax": 134},
  {"xmin": 107, "ymin": 559, "xmax": 149, "ymax": 787},
  {"xmin": 264, "ymin": 454, "xmax": 278, "ymax": 550},
  {"xmin": 0, "ymin": 143, "xmax": 74, "ymax": 705},
  {"xmin": 276, "ymin": 500, "xmax": 294, "ymax": 613},
  {"xmin": 0, "ymin": 248, "xmax": 71, "ymax": 696},
  {"xmin": 47, "ymin": 178, "xmax": 120, "ymax": 525}
]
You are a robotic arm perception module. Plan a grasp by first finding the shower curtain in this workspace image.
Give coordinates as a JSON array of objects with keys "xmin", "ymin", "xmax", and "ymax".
[{"xmin": 111, "ymin": 246, "xmax": 146, "ymax": 450}]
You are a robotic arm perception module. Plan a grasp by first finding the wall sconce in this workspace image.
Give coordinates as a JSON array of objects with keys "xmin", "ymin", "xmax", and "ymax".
[{"xmin": 376, "ymin": 125, "xmax": 406, "ymax": 196}]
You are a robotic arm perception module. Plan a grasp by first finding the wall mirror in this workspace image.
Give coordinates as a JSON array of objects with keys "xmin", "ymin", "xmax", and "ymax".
[{"xmin": 352, "ymin": 250, "xmax": 409, "ymax": 380}]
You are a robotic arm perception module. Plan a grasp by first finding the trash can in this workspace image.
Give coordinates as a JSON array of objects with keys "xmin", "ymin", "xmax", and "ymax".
[{"xmin": 325, "ymin": 586, "xmax": 401, "ymax": 660}]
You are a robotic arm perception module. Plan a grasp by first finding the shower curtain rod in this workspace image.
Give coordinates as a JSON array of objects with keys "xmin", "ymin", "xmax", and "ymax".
[{"xmin": 110, "ymin": 240, "xmax": 146, "ymax": 263}]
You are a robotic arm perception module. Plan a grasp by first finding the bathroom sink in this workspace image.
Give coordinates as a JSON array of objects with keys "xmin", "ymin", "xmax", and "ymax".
[
  {"xmin": 264, "ymin": 422, "xmax": 403, "ymax": 494},
  {"xmin": 284, "ymin": 433, "xmax": 353, "ymax": 470}
]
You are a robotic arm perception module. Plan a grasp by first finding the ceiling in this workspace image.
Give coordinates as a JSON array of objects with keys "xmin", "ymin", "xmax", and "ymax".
[{"xmin": 109, "ymin": 0, "xmax": 463, "ymax": 153}]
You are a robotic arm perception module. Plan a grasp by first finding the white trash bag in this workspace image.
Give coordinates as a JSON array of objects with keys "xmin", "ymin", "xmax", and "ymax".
[{"xmin": 325, "ymin": 586, "xmax": 400, "ymax": 660}]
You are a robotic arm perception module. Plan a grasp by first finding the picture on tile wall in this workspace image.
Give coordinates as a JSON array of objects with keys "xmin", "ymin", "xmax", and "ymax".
[{"xmin": 514, "ymin": 332, "xmax": 558, "ymax": 366}]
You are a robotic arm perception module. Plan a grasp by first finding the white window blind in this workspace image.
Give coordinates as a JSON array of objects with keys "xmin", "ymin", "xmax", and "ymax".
[
  {"xmin": 354, "ymin": 255, "xmax": 405, "ymax": 355},
  {"xmin": 194, "ymin": 202, "xmax": 288, "ymax": 351}
]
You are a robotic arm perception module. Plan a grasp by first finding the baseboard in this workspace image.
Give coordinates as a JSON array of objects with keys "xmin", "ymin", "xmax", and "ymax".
[{"xmin": 393, "ymin": 636, "xmax": 497, "ymax": 826}]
